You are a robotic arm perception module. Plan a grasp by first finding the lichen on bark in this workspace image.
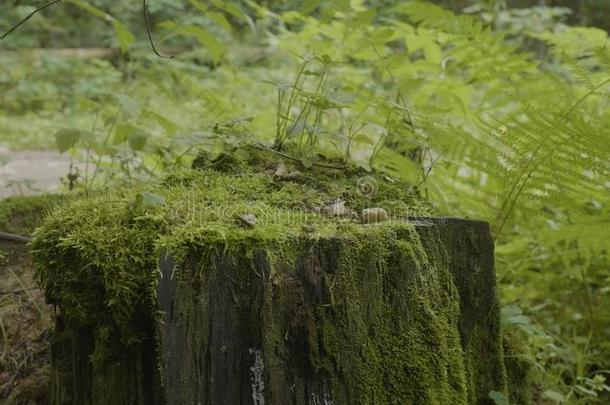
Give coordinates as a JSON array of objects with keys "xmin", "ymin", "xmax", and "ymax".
[{"xmin": 261, "ymin": 225, "xmax": 470, "ymax": 403}]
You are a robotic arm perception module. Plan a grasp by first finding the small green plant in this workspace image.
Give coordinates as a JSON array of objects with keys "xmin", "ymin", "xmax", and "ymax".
[
  {"xmin": 272, "ymin": 56, "xmax": 341, "ymax": 151},
  {"xmin": 0, "ymin": 249, "xmax": 8, "ymax": 266}
]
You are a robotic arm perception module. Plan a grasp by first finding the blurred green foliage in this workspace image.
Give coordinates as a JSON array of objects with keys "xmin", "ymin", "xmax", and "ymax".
[
  {"xmin": 1, "ymin": 0, "xmax": 609, "ymax": 403},
  {"xmin": 0, "ymin": 0, "xmax": 608, "ymax": 50}
]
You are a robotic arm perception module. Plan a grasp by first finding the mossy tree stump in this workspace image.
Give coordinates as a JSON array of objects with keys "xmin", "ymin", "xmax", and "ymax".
[
  {"xmin": 155, "ymin": 218, "xmax": 503, "ymax": 405},
  {"xmin": 32, "ymin": 147, "xmax": 514, "ymax": 404}
]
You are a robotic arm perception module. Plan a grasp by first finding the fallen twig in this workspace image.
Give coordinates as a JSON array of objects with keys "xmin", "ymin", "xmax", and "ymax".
[{"xmin": 0, "ymin": 231, "xmax": 31, "ymax": 244}]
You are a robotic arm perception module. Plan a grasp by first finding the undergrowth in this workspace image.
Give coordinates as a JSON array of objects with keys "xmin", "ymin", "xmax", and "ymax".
[{"xmin": 3, "ymin": 0, "xmax": 610, "ymax": 402}]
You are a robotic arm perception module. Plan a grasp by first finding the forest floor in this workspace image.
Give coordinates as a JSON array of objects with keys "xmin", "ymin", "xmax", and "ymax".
[
  {"xmin": 0, "ymin": 150, "xmax": 88, "ymax": 404},
  {"xmin": 0, "ymin": 149, "xmax": 71, "ymax": 199},
  {"xmin": 0, "ymin": 197, "xmax": 55, "ymax": 405},
  {"xmin": 0, "ymin": 241, "xmax": 51, "ymax": 404}
]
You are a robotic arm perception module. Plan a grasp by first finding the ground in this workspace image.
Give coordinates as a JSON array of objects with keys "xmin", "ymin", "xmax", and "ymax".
[
  {"xmin": 0, "ymin": 149, "xmax": 71, "ymax": 200},
  {"xmin": 0, "ymin": 195, "xmax": 61, "ymax": 405}
]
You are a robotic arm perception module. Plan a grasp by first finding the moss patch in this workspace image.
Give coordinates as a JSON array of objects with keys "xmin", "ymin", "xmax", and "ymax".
[
  {"xmin": 31, "ymin": 145, "xmax": 513, "ymax": 403},
  {"xmin": 0, "ymin": 194, "xmax": 63, "ymax": 235},
  {"xmin": 274, "ymin": 226, "xmax": 468, "ymax": 403},
  {"xmin": 503, "ymin": 330, "xmax": 536, "ymax": 405},
  {"xmin": 32, "ymin": 145, "xmax": 432, "ymax": 356}
]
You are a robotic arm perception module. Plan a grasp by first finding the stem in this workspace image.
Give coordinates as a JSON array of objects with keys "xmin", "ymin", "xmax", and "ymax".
[
  {"xmin": 143, "ymin": 0, "xmax": 174, "ymax": 59},
  {"xmin": 88, "ymin": 110, "xmax": 121, "ymax": 188}
]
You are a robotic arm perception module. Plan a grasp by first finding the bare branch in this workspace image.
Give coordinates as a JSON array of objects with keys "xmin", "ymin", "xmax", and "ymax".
[
  {"xmin": 143, "ymin": 0, "xmax": 174, "ymax": 59},
  {"xmin": 1, "ymin": 0, "xmax": 63, "ymax": 40}
]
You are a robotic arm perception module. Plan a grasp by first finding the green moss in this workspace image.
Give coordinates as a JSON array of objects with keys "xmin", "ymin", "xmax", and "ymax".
[
  {"xmin": 263, "ymin": 225, "xmax": 469, "ymax": 403},
  {"xmin": 31, "ymin": 145, "xmax": 512, "ymax": 403},
  {"xmin": 0, "ymin": 194, "xmax": 63, "ymax": 235},
  {"xmin": 32, "ymin": 147, "xmax": 431, "ymax": 364},
  {"xmin": 503, "ymin": 330, "xmax": 535, "ymax": 405}
]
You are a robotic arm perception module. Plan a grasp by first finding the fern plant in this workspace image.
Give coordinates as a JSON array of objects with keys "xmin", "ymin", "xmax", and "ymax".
[{"xmin": 268, "ymin": 3, "xmax": 610, "ymax": 402}]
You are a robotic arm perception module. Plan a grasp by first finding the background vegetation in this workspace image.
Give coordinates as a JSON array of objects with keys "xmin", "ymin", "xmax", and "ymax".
[{"xmin": 1, "ymin": 0, "xmax": 609, "ymax": 403}]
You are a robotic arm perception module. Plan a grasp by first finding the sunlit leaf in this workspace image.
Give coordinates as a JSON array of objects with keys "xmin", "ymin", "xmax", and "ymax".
[
  {"xmin": 172, "ymin": 25, "xmax": 225, "ymax": 63},
  {"xmin": 112, "ymin": 20, "xmax": 135, "ymax": 53},
  {"xmin": 67, "ymin": 0, "xmax": 134, "ymax": 52},
  {"xmin": 113, "ymin": 122, "xmax": 137, "ymax": 145},
  {"xmin": 207, "ymin": 11, "xmax": 232, "ymax": 32}
]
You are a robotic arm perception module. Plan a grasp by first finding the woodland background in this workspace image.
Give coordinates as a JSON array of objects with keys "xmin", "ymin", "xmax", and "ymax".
[{"xmin": 0, "ymin": 0, "xmax": 609, "ymax": 403}]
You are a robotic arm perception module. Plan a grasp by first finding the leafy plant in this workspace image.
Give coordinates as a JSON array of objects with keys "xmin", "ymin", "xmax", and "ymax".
[{"xmin": 1, "ymin": 1, "xmax": 610, "ymax": 403}]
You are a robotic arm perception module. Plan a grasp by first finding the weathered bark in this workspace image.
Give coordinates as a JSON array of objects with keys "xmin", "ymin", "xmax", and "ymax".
[
  {"xmin": 50, "ymin": 318, "xmax": 164, "ymax": 405},
  {"xmin": 154, "ymin": 218, "xmax": 504, "ymax": 405},
  {"xmin": 49, "ymin": 217, "xmax": 509, "ymax": 405}
]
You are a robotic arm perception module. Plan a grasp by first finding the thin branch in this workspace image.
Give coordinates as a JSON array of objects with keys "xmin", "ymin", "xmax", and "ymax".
[
  {"xmin": 1, "ymin": 0, "xmax": 63, "ymax": 40},
  {"xmin": 143, "ymin": 0, "xmax": 174, "ymax": 59},
  {"xmin": 0, "ymin": 231, "xmax": 31, "ymax": 244}
]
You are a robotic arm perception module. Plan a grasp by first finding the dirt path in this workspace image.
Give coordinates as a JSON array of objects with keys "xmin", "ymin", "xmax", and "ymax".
[{"xmin": 0, "ymin": 149, "xmax": 73, "ymax": 199}]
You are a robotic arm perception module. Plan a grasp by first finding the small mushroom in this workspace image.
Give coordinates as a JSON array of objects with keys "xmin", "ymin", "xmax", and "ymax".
[
  {"xmin": 361, "ymin": 208, "xmax": 389, "ymax": 224},
  {"xmin": 235, "ymin": 213, "xmax": 257, "ymax": 228},
  {"xmin": 273, "ymin": 162, "xmax": 302, "ymax": 181},
  {"xmin": 322, "ymin": 199, "xmax": 348, "ymax": 217}
]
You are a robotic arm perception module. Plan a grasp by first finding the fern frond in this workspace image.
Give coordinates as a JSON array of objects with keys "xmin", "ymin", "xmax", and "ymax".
[{"xmin": 393, "ymin": 1, "xmax": 486, "ymax": 39}]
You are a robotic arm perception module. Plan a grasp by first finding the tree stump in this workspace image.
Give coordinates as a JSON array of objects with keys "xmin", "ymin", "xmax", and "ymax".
[
  {"xmin": 31, "ymin": 148, "xmax": 523, "ymax": 404},
  {"xmin": 45, "ymin": 218, "xmax": 505, "ymax": 405},
  {"xmin": 155, "ymin": 218, "xmax": 503, "ymax": 405}
]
